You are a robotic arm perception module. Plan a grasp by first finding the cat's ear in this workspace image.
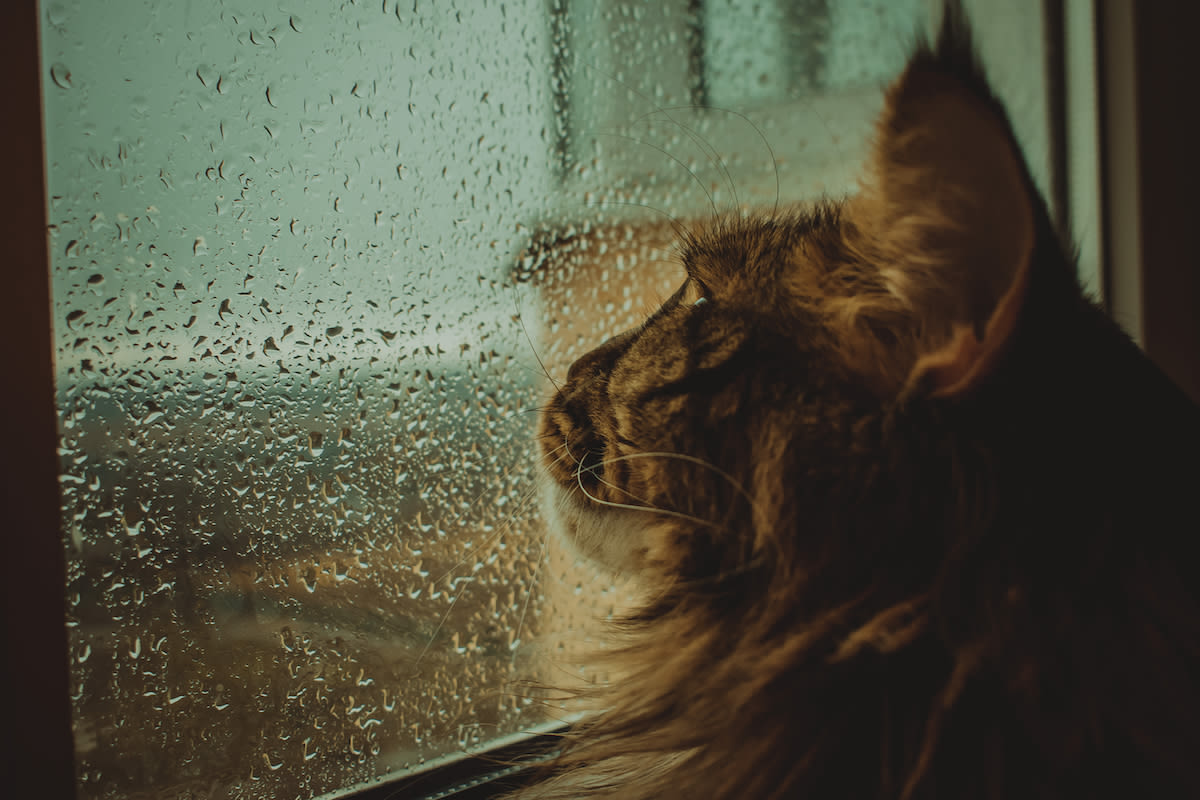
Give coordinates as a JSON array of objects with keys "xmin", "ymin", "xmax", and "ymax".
[{"xmin": 849, "ymin": 42, "xmax": 1035, "ymax": 399}]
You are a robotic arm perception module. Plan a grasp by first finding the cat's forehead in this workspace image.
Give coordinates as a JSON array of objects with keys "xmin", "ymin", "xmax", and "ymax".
[{"xmin": 680, "ymin": 205, "xmax": 845, "ymax": 290}]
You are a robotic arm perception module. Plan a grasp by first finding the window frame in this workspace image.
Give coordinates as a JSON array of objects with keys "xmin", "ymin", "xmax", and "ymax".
[
  {"xmin": 2, "ymin": 2, "xmax": 77, "ymax": 799},
  {"xmin": 7, "ymin": 1, "xmax": 1198, "ymax": 799},
  {"xmin": 339, "ymin": 728, "xmax": 564, "ymax": 800},
  {"xmin": 1097, "ymin": 0, "xmax": 1200, "ymax": 403}
]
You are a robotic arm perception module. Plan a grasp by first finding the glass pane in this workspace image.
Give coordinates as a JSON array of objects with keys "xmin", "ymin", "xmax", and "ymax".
[
  {"xmin": 43, "ymin": 2, "xmax": 580, "ymax": 797},
  {"xmin": 42, "ymin": 1, "xmax": 1052, "ymax": 798},
  {"xmin": 703, "ymin": 0, "xmax": 926, "ymax": 106}
]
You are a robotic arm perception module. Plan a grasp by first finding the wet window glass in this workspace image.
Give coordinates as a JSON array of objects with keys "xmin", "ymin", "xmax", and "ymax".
[{"xmin": 41, "ymin": 1, "xmax": 1053, "ymax": 797}]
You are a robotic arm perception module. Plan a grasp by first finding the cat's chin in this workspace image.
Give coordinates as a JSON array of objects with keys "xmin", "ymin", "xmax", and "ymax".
[{"xmin": 538, "ymin": 471, "xmax": 652, "ymax": 575}]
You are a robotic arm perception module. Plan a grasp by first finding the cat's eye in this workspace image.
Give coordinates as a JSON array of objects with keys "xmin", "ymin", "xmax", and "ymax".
[{"xmin": 682, "ymin": 276, "xmax": 709, "ymax": 307}]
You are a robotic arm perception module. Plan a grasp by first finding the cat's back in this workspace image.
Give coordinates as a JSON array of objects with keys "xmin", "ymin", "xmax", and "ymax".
[{"xmin": 925, "ymin": 288, "xmax": 1200, "ymax": 798}]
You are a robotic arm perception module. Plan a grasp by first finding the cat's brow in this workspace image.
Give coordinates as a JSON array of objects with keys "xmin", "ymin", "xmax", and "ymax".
[
  {"xmin": 682, "ymin": 253, "xmax": 726, "ymax": 296},
  {"xmin": 653, "ymin": 280, "xmax": 691, "ymax": 314}
]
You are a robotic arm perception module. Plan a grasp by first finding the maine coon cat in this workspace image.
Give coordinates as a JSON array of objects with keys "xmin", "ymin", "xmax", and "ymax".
[{"xmin": 529, "ymin": 5, "xmax": 1200, "ymax": 799}]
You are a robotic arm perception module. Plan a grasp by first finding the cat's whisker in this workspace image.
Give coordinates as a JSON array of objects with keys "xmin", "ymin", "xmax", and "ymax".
[
  {"xmin": 497, "ymin": 282, "xmax": 560, "ymax": 392},
  {"xmin": 545, "ymin": 441, "xmax": 571, "ymax": 458},
  {"xmin": 624, "ymin": 115, "xmax": 742, "ymax": 213},
  {"xmin": 427, "ymin": 459, "xmax": 531, "ymax": 585},
  {"xmin": 427, "ymin": 517, "xmax": 507, "ymax": 588},
  {"xmin": 559, "ymin": 443, "xmax": 772, "ymax": 585},
  {"xmin": 510, "ymin": 532, "xmax": 548, "ymax": 657},
  {"xmin": 541, "ymin": 438, "xmax": 570, "ymax": 458},
  {"xmin": 587, "ymin": 131, "xmax": 719, "ymax": 219},
  {"xmin": 571, "ymin": 55, "xmax": 740, "ymax": 217},
  {"xmin": 440, "ymin": 476, "xmax": 545, "ymax": 583},
  {"xmin": 559, "ymin": 438, "xmax": 662, "ymax": 513},
  {"xmin": 516, "ymin": 405, "xmax": 550, "ymax": 417},
  {"xmin": 558, "ymin": 439, "xmax": 747, "ymax": 530},
  {"xmin": 417, "ymin": 482, "xmax": 546, "ymax": 677},
  {"xmin": 542, "ymin": 446, "xmax": 575, "ymax": 475},
  {"xmin": 496, "ymin": 403, "xmax": 554, "ymax": 421},
  {"xmin": 504, "ymin": 361, "xmax": 566, "ymax": 386},
  {"xmin": 571, "ymin": 453, "xmax": 671, "ymax": 514},
  {"xmin": 412, "ymin": 578, "xmax": 465, "ymax": 674},
  {"xmin": 542, "ymin": 447, "xmax": 574, "ymax": 468},
  {"xmin": 571, "ymin": 447, "xmax": 715, "ymax": 529},
  {"xmin": 586, "ymin": 450, "xmax": 762, "ymax": 520},
  {"xmin": 627, "ymin": 104, "xmax": 782, "ymax": 219},
  {"xmin": 571, "ymin": 199, "xmax": 693, "ymax": 244}
]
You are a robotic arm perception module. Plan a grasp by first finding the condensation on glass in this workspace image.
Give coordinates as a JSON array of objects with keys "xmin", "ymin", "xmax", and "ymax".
[{"xmin": 41, "ymin": 1, "xmax": 1050, "ymax": 798}]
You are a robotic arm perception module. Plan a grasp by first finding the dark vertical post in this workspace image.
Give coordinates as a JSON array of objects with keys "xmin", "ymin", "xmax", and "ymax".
[
  {"xmin": 1097, "ymin": 0, "xmax": 1140, "ymax": 334},
  {"xmin": 549, "ymin": 0, "xmax": 574, "ymax": 176},
  {"xmin": 0, "ymin": 2, "xmax": 77, "ymax": 799},
  {"xmin": 685, "ymin": 0, "xmax": 709, "ymax": 107},
  {"xmin": 1042, "ymin": 0, "xmax": 1070, "ymax": 235},
  {"xmin": 1127, "ymin": 4, "xmax": 1200, "ymax": 403}
]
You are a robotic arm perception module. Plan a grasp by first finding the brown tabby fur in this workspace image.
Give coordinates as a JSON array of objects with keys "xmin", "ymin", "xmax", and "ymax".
[{"xmin": 528, "ymin": 6, "xmax": 1200, "ymax": 799}]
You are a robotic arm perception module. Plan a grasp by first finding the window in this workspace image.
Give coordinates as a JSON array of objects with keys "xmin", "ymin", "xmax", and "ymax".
[
  {"xmin": 15, "ymin": 1, "xmax": 1181, "ymax": 799},
  {"xmin": 43, "ymin": 2, "xmax": 592, "ymax": 797}
]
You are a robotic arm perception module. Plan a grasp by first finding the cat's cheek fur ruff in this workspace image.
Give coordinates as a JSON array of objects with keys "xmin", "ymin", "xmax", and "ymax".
[{"xmin": 538, "ymin": 473, "xmax": 653, "ymax": 575}]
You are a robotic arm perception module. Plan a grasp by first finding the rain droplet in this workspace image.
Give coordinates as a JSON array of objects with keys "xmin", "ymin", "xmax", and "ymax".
[
  {"xmin": 50, "ymin": 63, "xmax": 72, "ymax": 90},
  {"xmin": 45, "ymin": 3, "xmax": 67, "ymax": 27}
]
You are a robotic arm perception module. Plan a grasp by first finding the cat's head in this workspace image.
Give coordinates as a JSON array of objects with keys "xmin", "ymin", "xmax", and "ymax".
[{"xmin": 538, "ymin": 10, "xmax": 1063, "ymax": 587}]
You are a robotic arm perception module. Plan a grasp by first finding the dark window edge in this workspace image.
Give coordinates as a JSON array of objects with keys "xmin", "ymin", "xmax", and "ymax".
[
  {"xmin": 1097, "ymin": 0, "xmax": 1200, "ymax": 404},
  {"xmin": 2, "ymin": 0, "xmax": 78, "ymax": 798},
  {"xmin": 343, "ymin": 727, "xmax": 567, "ymax": 800}
]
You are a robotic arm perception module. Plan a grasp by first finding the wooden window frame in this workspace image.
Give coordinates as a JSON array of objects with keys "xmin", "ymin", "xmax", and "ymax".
[
  {"xmin": 1098, "ymin": 0, "xmax": 1200, "ymax": 403},
  {"xmin": 5, "ymin": 2, "xmax": 1196, "ymax": 799},
  {"xmin": 2, "ymin": 2, "xmax": 77, "ymax": 798}
]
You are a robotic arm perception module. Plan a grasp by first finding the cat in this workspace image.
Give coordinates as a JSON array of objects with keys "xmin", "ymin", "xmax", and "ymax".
[{"xmin": 527, "ymin": 4, "xmax": 1200, "ymax": 800}]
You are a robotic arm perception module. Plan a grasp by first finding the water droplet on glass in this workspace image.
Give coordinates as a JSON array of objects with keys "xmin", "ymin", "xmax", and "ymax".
[
  {"xmin": 49, "ymin": 63, "xmax": 72, "ymax": 90},
  {"xmin": 45, "ymin": 3, "xmax": 67, "ymax": 26}
]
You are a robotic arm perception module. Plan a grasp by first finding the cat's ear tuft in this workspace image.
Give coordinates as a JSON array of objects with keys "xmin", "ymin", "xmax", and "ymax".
[{"xmin": 850, "ymin": 35, "xmax": 1036, "ymax": 398}]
